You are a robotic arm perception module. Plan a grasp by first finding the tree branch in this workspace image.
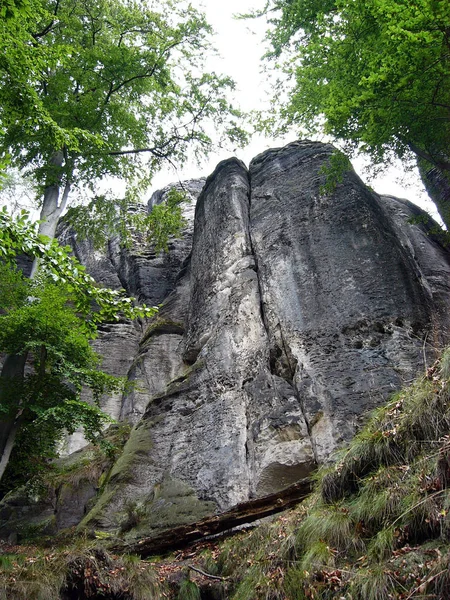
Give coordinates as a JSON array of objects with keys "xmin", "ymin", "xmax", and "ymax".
[
  {"xmin": 32, "ymin": 0, "xmax": 60, "ymax": 39},
  {"xmin": 59, "ymin": 179, "xmax": 72, "ymax": 214},
  {"xmin": 107, "ymin": 132, "xmax": 198, "ymax": 157},
  {"xmin": 407, "ymin": 141, "xmax": 450, "ymax": 172},
  {"xmin": 188, "ymin": 566, "xmax": 227, "ymax": 581}
]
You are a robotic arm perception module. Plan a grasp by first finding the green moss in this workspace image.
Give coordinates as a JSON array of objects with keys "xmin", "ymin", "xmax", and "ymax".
[
  {"xmin": 78, "ymin": 424, "xmax": 153, "ymax": 531},
  {"xmin": 107, "ymin": 423, "xmax": 154, "ymax": 485},
  {"xmin": 19, "ymin": 515, "xmax": 57, "ymax": 541},
  {"xmin": 123, "ymin": 478, "xmax": 217, "ymax": 539},
  {"xmin": 78, "ymin": 488, "xmax": 116, "ymax": 530},
  {"xmin": 141, "ymin": 318, "xmax": 184, "ymax": 346}
]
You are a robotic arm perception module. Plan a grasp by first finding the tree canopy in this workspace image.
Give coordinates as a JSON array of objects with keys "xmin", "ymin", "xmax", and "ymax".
[
  {"xmin": 0, "ymin": 0, "xmax": 246, "ymax": 237},
  {"xmin": 262, "ymin": 0, "xmax": 450, "ymax": 227}
]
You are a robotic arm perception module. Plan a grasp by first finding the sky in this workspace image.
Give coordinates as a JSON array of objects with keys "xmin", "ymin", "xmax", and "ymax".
[{"xmin": 148, "ymin": 0, "xmax": 440, "ymax": 221}]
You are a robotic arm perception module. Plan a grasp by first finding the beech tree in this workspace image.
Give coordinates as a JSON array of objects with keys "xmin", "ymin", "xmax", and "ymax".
[
  {"xmin": 0, "ymin": 270, "xmax": 119, "ymax": 488},
  {"xmin": 261, "ymin": 0, "xmax": 450, "ymax": 228},
  {"xmin": 0, "ymin": 0, "xmax": 246, "ymax": 239},
  {"xmin": 0, "ymin": 209, "xmax": 158, "ymax": 485}
]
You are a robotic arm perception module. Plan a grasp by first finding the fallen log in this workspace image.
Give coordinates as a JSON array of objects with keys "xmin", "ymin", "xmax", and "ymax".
[{"xmin": 111, "ymin": 477, "xmax": 312, "ymax": 557}]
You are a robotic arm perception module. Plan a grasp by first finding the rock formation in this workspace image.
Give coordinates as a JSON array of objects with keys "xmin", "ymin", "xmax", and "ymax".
[{"xmin": 2, "ymin": 140, "xmax": 450, "ymax": 541}]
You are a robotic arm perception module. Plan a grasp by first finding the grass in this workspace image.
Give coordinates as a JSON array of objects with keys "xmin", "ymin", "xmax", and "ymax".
[
  {"xmin": 0, "ymin": 540, "xmax": 166, "ymax": 600},
  {"xmin": 4, "ymin": 347, "xmax": 450, "ymax": 599},
  {"xmin": 210, "ymin": 347, "xmax": 450, "ymax": 599},
  {"xmin": 177, "ymin": 578, "xmax": 201, "ymax": 600}
]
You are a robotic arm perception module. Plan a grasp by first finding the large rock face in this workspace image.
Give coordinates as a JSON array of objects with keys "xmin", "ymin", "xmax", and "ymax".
[
  {"xmin": 2, "ymin": 141, "xmax": 450, "ymax": 541},
  {"xmin": 79, "ymin": 140, "xmax": 450, "ymax": 538},
  {"xmin": 58, "ymin": 179, "xmax": 205, "ymax": 453}
]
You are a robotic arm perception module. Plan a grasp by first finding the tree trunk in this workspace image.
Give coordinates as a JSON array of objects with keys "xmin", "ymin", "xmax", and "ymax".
[
  {"xmin": 0, "ymin": 353, "xmax": 27, "ymax": 484},
  {"xmin": 30, "ymin": 150, "xmax": 71, "ymax": 277},
  {"xmin": 417, "ymin": 158, "xmax": 450, "ymax": 231},
  {"xmin": 0, "ymin": 416, "xmax": 21, "ymax": 484}
]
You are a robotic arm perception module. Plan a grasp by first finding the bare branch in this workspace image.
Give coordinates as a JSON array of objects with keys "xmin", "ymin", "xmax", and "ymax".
[{"xmin": 188, "ymin": 566, "xmax": 227, "ymax": 581}]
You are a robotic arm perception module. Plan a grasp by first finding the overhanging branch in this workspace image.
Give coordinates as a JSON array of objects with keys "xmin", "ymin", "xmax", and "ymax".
[{"xmin": 407, "ymin": 142, "xmax": 450, "ymax": 172}]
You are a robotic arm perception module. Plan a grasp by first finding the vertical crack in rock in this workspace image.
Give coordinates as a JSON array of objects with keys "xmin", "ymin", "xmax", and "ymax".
[
  {"xmin": 246, "ymin": 170, "xmax": 319, "ymax": 467},
  {"xmin": 279, "ymin": 328, "xmax": 320, "ymax": 465}
]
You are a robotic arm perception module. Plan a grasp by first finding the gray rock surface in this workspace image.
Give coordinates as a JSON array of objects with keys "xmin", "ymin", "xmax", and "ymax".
[
  {"xmin": 248, "ymin": 141, "xmax": 442, "ymax": 461},
  {"xmin": 59, "ymin": 179, "xmax": 205, "ymax": 451},
  {"xmin": 2, "ymin": 141, "xmax": 450, "ymax": 541},
  {"xmin": 80, "ymin": 141, "xmax": 450, "ymax": 539}
]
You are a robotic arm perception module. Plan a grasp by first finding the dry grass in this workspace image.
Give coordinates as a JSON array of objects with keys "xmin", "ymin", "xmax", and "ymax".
[
  {"xmin": 213, "ymin": 347, "xmax": 450, "ymax": 599},
  {"xmin": 0, "ymin": 540, "xmax": 165, "ymax": 600}
]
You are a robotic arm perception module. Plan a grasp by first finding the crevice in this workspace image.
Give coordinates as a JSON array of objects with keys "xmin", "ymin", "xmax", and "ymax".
[
  {"xmin": 278, "ymin": 327, "xmax": 320, "ymax": 465},
  {"xmin": 246, "ymin": 173, "xmax": 319, "ymax": 466},
  {"xmin": 242, "ymin": 376, "xmax": 254, "ymax": 498},
  {"xmin": 245, "ymin": 170, "xmax": 272, "ymax": 345}
]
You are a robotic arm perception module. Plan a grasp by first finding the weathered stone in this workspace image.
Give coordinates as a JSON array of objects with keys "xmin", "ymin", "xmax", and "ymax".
[
  {"xmin": 57, "ymin": 179, "xmax": 204, "ymax": 304},
  {"xmin": 61, "ymin": 321, "xmax": 143, "ymax": 455},
  {"xmin": 0, "ymin": 438, "xmax": 117, "ymax": 540},
  {"xmin": 3, "ymin": 141, "xmax": 450, "ymax": 543},
  {"xmin": 377, "ymin": 194, "xmax": 450, "ymax": 345},
  {"xmin": 0, "ymin": 487, "xmax": 57, "ymax": 541},
  {"xmin": 249, "ymin": 140, "xmax": 448, "ymax": 461},
  {"xmin": 59, "ymin": 180, "xmax": 205, "ymax": 451}
]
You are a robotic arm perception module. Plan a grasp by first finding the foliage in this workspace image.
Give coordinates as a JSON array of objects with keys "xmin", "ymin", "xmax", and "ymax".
[
  {"xmin": 0, "ymin": 169, "xmax": 37, "ymax": 215},
  {"xmin": 0, "ymin": 0, "xmax": 246, "ymax": 240},
  {"xmin": 0, "ymin": 264, "xmax": 126, "ymax": 490},
  {"xmin": 0, "ymin": 207, "xmax": 158, "ymax": 327},
  {"xmin": 65, "ymin": 187, "xmax": 188, "ymax": 251},
  {"xmin": 261, "ymin": 0, "xmax": 450, "ymax": 225}
]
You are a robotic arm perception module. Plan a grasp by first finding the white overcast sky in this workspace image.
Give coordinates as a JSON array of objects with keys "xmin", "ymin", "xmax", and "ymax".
[{"xmin": 149, "ymin": 0, "xmax": 439, "ymax": 220}]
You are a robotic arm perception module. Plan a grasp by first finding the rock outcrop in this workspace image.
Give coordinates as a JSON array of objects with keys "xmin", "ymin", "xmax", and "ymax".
[
  {"xmin": 2, "ymin": 141, "xmax": 450, "ymax": 542},
  {"xmin": 80, "ymin": 140, "xmax": 450, "ymax": 539}
]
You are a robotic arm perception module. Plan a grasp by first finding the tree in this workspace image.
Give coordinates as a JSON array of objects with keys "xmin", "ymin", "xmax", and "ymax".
[
  {"xmin": 0, "ymin": 0, "xmax": 245, "ymax": 479},
  {"xmin": 0, "ymin": 208, "xmax": 158, "ymax": 326},
  {"xmin": 0, "ymin": 267, "xmax": 121, "ymax": 489},
  {"xmin": 0, "ymin": 272, "xmax": 114, "ymax": 488},
  {"xmin": 0, "ymin": 0, "xmax": 246, "ymax": 239},
  {"xmin": 0, "ymin": 209, "xmax": 157, "ymax": 485},
  {"xmin": 261, "ymin": 0, "xmax": 450, "ymax": 227}
]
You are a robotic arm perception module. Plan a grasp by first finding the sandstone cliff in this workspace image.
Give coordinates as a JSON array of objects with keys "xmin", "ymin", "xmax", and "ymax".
[{"xmin": 1, "ymin": 140, "xmax": 450, "ymax": 542}]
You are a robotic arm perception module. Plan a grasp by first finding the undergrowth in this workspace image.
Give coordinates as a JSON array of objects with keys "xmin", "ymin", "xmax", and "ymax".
[
  {"xmin": 4, "ymin": 348, "xmax": 450, "ymax": 599},
  {"xmin": 0, "ymin": 538, "xmax": 166, "ymax": 599},
  {"xmin": 215, "ymin": 347, "xmax": 450, "ymax": 599}
]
